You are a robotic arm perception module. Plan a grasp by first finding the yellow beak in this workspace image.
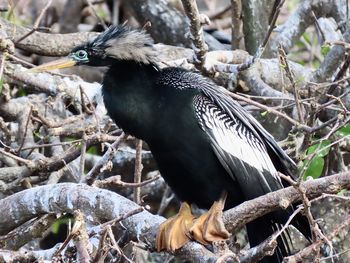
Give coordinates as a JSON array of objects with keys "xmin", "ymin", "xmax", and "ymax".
[{"xmin": 28, "ymin": 57, "xmax": 76, "ymax": 72}]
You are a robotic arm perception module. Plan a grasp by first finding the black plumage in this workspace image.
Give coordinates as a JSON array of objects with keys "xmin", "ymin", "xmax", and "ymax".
[{"xmin": 35, "ymin": 25, "xmax": 311, "ymax": 262}]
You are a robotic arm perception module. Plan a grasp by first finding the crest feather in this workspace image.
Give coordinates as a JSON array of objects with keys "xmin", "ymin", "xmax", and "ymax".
[{"xmin": 88, "ymin": 25, "xmax": 156, "ymax": 64}]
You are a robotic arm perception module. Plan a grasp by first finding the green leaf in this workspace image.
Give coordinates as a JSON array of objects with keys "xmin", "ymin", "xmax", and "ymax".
[
  {"xmin": 303, "ymin": 156, "xmax": 324, "ymax": 179},
  {"xmin": 303, "ymin": 139, "xmax": 331, "ymax": 180},
  {"xmin": 261, "ymin": 111, "xmax": 268, "ymax": 117},
  {"xmin": 64, "ymin": 137, "xmax": 78, "ymax": 142},
  {"xmin": 337, "ymin": 189, "xmax": 348, "ymax": 196},
  {"xmin": 302, "ymin": 32, "xmax": 311, "ymax": 45},
  {"xmin": 306, "ymin": 139, "xmax": 331, "ymax": 157},
  {"xmin": 33, "ymin": 131, "xmax": 42, "ymax": 140},
  {"xmin": 312, "ymin": 60, "xmax": 321, "ymax": 69},
  {"xmin": 51, "ymin": 218, "xmax": 68, "ymax": 234},
  {"xmin": 295, "ymin": 40, "xmax": 305, "ymax": 49},
  {"xmin": 51, "ymin": 220, "xmax": 61, "ymax": 234},
  {"xmin": 321, "ymin": 44, "xmax": 331, "ymax": 57},
  {"xmin": 87, "ymin": 145, "xmax": 98, "ymax": 155},
  {"xmin": 17, "ymin": 88, "xmax": 27, "ymax": 97},
  {"xmin": 51, "ymin": 216, "xmax": 73, "ymax": 234},
  {"xmin": 279, "ymin": 63, "xmax": 287, "ymax": 69},
  {"xmin": 337, "ymin": 124, "xmax": 350, "ymax": 136}
]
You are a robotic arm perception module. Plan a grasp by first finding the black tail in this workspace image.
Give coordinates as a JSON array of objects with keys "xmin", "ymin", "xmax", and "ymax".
[
  {"xmin": 247, "ymin": 214, "xmax": 286, "ymax": 263},
  {"xmin": 247, "ymin": 208, "xmax": 312, "ymax": 263}
]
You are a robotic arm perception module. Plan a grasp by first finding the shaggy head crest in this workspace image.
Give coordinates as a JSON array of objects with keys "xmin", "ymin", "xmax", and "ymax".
[{"xmin": 85, "ymin": 25, "xmax": 156, "ymax": 64}]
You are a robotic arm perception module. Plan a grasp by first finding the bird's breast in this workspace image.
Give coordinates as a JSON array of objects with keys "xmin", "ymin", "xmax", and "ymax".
[{"xmin": 102, "ymin": 88, "xmax": 156, "ymax": 139}]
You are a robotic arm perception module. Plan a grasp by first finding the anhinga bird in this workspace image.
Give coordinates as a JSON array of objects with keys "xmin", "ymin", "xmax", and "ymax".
[{"xmin": 33, "ymin": 25, "xmax": 311, "ymax": 262}]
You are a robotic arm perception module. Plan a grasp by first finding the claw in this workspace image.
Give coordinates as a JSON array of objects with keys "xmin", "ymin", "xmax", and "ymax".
[
  {"xmin": 156, "ymin": 194, "xmax": 231, "ymax": 251},
  {"xmin": 156, "ymin": 202, "xmax": 195, "ymax": 252},
  {"xmin": 190, "ymin": 192, "xmax": 230, "ymax": 245}
]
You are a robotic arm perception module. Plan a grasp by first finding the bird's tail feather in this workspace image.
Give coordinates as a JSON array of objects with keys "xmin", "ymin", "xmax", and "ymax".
[
  {"xmin": 291, "ymin": 209, "xmax": 312, "ymax": 242},
  {"xmin": 247, "ymin": 208, "xmax": 312, "ymax": 263},
  {"xmin": 247, "ymin": 215, "xmax": 287, "ymax": 263}
]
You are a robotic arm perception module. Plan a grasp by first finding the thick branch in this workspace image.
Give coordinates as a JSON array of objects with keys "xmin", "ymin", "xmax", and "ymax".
[
  {"xmin": 269, "ymin": 0, "xmax": 346, "ymax": 56},
  {"xmin": 311, "ymin": 27, "xmax": 350, "ymax": 83},
  {"xmin": 223, "ymin": 171, "xmax": 350, "ymax": 234},
  {"xmin": 0, "ymin": 17, "xmax": 97, "ymax": 56},
  {"xmin": 0, "ymin": 172, "xmax": 349, "ymax": 261},
  {"xmin": 241, "ymin": 0, "xmax": 273, "ymax": 54},
  {"xmin": 0, "ymin": 183, "xmax": 216, "ymax": 262},
  {"xmin": 181, "ymin": 0, "xmax": 209, "ymax": 68},
  {"xmin": 122, "ymin": 0, "xmax": 225, "ymax": 50}
]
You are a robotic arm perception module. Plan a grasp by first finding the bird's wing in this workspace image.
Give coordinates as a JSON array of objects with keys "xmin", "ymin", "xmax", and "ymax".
[
  {"xmin": 195, "ymin": 78, "xmax": 296, "ymax": 178},
  {"xmin": 158, "ymin": 68, "xmax": 295, "ymax": 181},
  {"xmin": 166, "ymin": 69, "xmax": 295, "ymax": 177},
  {"xmin": 193, "ymin": 94, "xmax": 284, "ymax": 198}
]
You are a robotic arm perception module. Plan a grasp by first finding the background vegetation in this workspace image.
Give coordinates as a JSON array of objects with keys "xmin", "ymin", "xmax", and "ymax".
[{"xmin": 0, "ymin": 0, "xmax": 349, "ymax": 262}]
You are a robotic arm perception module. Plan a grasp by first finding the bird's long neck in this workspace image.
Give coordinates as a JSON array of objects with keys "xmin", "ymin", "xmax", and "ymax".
[{"xmin": 102, "ymin": 60, "xmax": 159, "ymax": 139}]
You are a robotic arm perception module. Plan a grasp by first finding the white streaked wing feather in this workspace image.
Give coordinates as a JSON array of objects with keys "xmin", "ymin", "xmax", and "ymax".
[{"xmin": 194, "ymin": 95, "xmax": 282, "ymax": 188}]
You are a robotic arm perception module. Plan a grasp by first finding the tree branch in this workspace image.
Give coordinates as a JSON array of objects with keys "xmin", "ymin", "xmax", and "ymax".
[
  {"xmin": 0, "ymin": 172, "xmax": 349, "ymax": 262},
  {"xmin": 223, "ymin": 172, "xmax": 350, "ymax": 234}
]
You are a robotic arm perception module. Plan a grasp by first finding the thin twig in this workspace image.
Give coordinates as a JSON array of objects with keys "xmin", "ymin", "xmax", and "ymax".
[
  {"xmin": 15, "ymin": 0, "xmax": 53, "ymax": 43},
  {"xmin": 324, "ymin": 54, "xmax": 350, "ymax": 102},
  {"xmin": 272, "ymin": 205, "xmax": 304, "ymax": 242},
  {"xmin": 93, "ymin": 174, "xmax": 160, "ymax": 188},
  {"xmin": 284, "ymin": 215, "xmax": 350, "ymax": 262},
  {"xmin": 0, "ymin": 52, "xmax": 7, "ymax": 81},
  {"xmin": 181, "ymin": 0, "xmax": 209, "ymax": 69},
  {"xmin": 230, "ymin": 0, "xmax": 242, "ymax": 50},
  {"xmin": 326, "ymin": 94, "xmax": 350, "ymax": 114},
  {"xmin": 157, "ymin": 185, "xmax": 175, "ymax": 215},
  {"xmin": 106, "ymin": 226, "xmax": 133, "ymax": 263},
  {"xmin": 260, "ymin": 0, "xmax": 285, "ymax": 49},
  {"xmin": 278, "ymin": 44, "xmax": 305, "ymax": 123},
  {"xmin": 208, "ymin": 4, "xmax": 230, "ymax": 20},
  {"xmin": 98, "ymin": 207, "xmax": 144, "ymax": 230},
  {"xmin": 16, "ymin": 106, "xmax": 33, "ymax": 153},
  {"xmin": 312, "ymin": 11, "xmax": 325, "ymax": 43},
  {"xmin": 133, "ymin": 139, "xmax": 143, "ymax": 204},
  {"xmin": 226, "ymin": 91, "xmax": 311, "ymax": 132},
  {"xmin": 84, "ymin": 133, "xmax": 126, "ymax": 184},
  {"xmin": 85, "ymin": 0, "xmax": 108, "ymax": 30},
  {"xmin": 240, "ymin": 235, "xmax": 278, "ymax": 263},
  {"xmin": 236, "ymin": 0, "xmax": 285, "ymax": 72},
  {"xmin": 7, "ymin": 54, "xmax": 35, "ymax": 68},
  {"xmin": 79, "ymin": 86, "xmax": 94, "ymax": 114},
  {"xmin": 19, "ymin": 139, "xmax": 82, "ymax": 151},
  {"xmin": 280, "ymin": 173, "xmax": 332, "ymax": 259},
  {"xmin": 72, "ymin": 211, "xmax": 91, "ymax": 263},
  {"xmin": 316, "ymin": 89, "xmax": 350, "ymax": 114},
  {"xmin": 208, "ymin": 0, "xmax": 285, "ymax": 74},
  {"xmin": 79, "ymin": 133, "xmax": 87, "ymax": 182}
]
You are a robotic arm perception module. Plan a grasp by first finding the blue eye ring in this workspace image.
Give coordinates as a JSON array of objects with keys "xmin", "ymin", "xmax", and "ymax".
[{"xmin": 73, "ymin": 50, "xmax": 88, "ymax": 61}]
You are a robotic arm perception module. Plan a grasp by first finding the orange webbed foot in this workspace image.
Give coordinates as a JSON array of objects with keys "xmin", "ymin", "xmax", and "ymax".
[
  {"xmin": 156, "ymin": 202, "xmax": 195, "ymax": 252},
  {"xmin": 190, "ymin": 192, "xmax": 230, "ymax": 245}
]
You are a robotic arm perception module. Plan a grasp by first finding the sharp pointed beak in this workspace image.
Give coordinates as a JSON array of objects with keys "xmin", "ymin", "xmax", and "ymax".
[{"xmin": 28, "ymin": 57, "xmax": 76, "ymax": 72}]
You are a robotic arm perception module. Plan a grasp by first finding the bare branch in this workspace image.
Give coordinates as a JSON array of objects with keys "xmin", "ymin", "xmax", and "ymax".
[
  {"xmin": 0, "ymin": 172, "xmax": 349, "ymax": 262},
  {"xmin": 181, "ymin": 0, "xmax": 209, "ymax": 69},
  {"xmin": 223, "ymin": 172, "xmax": 350, "ymax": 234},
  {"xmin": 133, "ymin": 139, "xmax": 143, "ymax": 204}
]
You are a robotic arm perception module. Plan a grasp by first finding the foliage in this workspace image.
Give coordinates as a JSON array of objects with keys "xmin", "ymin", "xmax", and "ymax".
[{"xmin": 303, "ymin": 139, "xmax": 331, "ymax": 179}]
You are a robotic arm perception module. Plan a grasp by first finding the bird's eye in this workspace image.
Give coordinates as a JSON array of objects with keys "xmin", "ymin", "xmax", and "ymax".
[{"xmin": 74, "ymin": 50, "xmax": 88, "ymax": 61}]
